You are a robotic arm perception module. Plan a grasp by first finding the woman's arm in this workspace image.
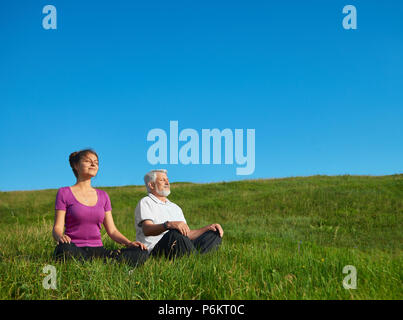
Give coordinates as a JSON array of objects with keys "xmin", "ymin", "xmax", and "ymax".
[
  {"xmin": 103, "ymin": 211, "xmax": 147, "ymax": 250},
  {"xmin": 52, "ymin": 210, "xmax": 71, "ymax": 243}
]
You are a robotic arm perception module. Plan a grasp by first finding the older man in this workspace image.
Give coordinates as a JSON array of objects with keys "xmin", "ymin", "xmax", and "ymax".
[{"xmin": 134, "ymin": 169, "xmax": 223, "ymax": 258}]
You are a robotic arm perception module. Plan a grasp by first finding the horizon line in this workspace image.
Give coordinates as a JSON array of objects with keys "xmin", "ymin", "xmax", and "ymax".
[{"xmin": 1, "ymin": 173, "xmax": 402, "ymax": 193}]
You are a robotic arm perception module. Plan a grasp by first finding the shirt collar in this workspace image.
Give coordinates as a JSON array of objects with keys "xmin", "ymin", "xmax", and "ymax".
[{"xmin": 148, "ymin": 193, "xmax": 170, "ymax": 205}]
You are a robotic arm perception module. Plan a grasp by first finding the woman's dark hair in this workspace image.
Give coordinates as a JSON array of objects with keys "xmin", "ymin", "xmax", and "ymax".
[{"xmin": 69, "ymin": 149, "xmax": 99, "ymax": 178}]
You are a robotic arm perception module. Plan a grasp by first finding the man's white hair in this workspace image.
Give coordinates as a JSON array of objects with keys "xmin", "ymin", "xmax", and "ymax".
[{"xmin": 144, "ymin": 169, "xmax": 168, "ymax": 193}]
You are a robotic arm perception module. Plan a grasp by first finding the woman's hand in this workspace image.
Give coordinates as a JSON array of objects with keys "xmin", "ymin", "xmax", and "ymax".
[
  {"xmin": 103, "ymin": 211, "xmax": 146, "ymax": 249},
  {"xmin": 57, "ymin": 234, "xmax": 72, "ymax": 244},
  {"xmin": 126, "ymin": 241, "xmax": 148, "ymax": 251}
]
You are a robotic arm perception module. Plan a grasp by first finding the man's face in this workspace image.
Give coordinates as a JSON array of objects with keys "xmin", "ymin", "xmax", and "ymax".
[{"xmin": 152, "ymin": 172, "xmax": 170, "ymax": 197}]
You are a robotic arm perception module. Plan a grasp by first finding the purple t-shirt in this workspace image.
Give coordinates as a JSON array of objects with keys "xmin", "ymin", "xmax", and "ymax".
[{"xmin": 55, "ymin": 187, "xmax": 112, "ymax": 247}]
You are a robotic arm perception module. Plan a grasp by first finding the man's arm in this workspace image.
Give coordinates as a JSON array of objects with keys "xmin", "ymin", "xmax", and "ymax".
[
  {"xmin": 142, "ymin": 220, "xmax": 191, "ymax": 237},
  {"xmin": 141, "ymin": 220, "xmax": 167, "ymax": 236},
  {"xmin": 188, "ymin": 226, "xmax": 209, "ymax": 240},
  {"xmin": 142, "ymin": 219, "xmax": 224, "ymax": 240},
  {"xmin": 188, "ymin": 224, "xmax": 224, "ymax": 240}
]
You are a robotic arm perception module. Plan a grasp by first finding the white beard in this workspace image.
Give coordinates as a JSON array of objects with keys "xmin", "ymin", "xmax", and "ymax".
[{"xmin": 156, "ymin": 186, "xmax": 171, "ymax": 197}]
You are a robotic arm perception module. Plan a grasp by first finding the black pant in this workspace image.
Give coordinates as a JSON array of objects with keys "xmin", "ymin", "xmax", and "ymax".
[
  {"xmin": 151, "ymin": 229, "xmax": 222, "ymax": 259},
  {"xmin": 54, "ymin": 243, "xmax": 148, "ymax": 267}
]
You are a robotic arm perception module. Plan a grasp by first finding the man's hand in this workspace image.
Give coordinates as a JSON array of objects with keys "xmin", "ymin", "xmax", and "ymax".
[
  {"xmin": 126, "ymin": 241, "xmax": 148, "ymax": 250},
  {"xmin": 167, "ymin": 221, "xmax": 190, "ymax": 237},
  {"xmin": 206, "ymin": 223, "xmax": 224, "ymax": 237}
]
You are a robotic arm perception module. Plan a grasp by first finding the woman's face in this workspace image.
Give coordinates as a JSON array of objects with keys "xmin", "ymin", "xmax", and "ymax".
[{"xmin": 75, "ymin": 153, "xmax": 99, "ymax": 179}]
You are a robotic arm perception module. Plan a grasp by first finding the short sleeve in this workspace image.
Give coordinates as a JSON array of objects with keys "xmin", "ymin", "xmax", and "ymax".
[
  {"xmin": 177, "ymin": 205, "xmax": 187, "ymax": 224},
  {"xmin": 135, "ymin": 198, "xmax": 155, "ymax": 227},
  {"xmin": 55, "ymin": 188, "xmax": 67, "ymax": 211},
  {"xmin": 103, "ymin": 191, "xmax": 112, "ymax": 212}
]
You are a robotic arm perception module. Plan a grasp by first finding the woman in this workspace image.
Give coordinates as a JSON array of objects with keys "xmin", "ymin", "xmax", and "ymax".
[{"xmin": 52, "ymin": 148, "xmax": 148, "ymax": 267}]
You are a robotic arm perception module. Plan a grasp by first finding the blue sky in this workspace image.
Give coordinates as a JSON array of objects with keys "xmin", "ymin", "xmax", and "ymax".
[{"xmin": 0, "ymin": 0, "xmax": 402, "ymax": 191}]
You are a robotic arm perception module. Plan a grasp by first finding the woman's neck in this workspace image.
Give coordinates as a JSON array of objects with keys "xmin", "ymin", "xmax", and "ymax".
[{"xmin": 74, "ymin": 178, "xmax": 93, "ymax": 190}]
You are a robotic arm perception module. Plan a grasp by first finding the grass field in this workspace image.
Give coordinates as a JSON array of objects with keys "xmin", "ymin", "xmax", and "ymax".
[{"xmin": 0, "ymin": 174, "xmax": 402, "ymax": 300}]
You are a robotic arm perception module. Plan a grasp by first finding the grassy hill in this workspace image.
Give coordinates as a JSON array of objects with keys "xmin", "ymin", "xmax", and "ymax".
[{"xmin": 0, "ymin": 174, "xmax": 402, "ymax": 299}]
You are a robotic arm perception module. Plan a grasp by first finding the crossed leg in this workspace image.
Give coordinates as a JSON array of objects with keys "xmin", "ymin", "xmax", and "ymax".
[
  {"xmin": 151, "ymin": 229, "xmax": 222, "ymax": 259},
  {"xmin": 53, "ymin": 243, "xmax": 148, "ymax": 267}
]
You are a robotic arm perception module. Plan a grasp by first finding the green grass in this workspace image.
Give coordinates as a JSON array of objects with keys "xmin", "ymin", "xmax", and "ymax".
[{"xmin": 0, "ymin": 174, "xmax": 402, "ymax": 299}]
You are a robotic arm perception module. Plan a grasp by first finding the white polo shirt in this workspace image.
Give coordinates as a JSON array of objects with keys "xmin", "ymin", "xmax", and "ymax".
[{"xmin": 135, "ymin": 193, "xmax": 187, "ymax": 252}]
